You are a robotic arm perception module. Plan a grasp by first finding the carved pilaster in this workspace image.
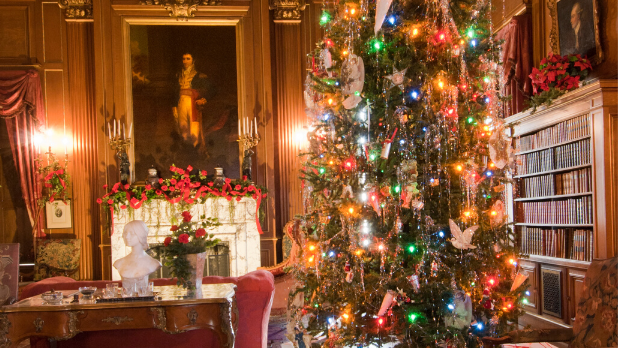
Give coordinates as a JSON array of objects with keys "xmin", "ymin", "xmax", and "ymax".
[
  {"xmin": 269, "ymin": 0, "xmax": 306, "ymax": 22},
  {"xmin": 219, "ymin": 299, "xmax": 235, "ymax": 348},
  {"xmin": 58, "ymin": 0, "xmax": 93, "ymax": 20}
]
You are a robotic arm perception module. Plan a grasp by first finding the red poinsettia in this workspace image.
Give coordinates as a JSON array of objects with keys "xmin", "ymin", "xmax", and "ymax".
[{"xmin": 529, "ymin": 54, "xmax": 592, "ymax": 95}]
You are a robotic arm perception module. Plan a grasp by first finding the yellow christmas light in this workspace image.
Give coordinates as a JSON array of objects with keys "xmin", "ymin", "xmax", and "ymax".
[
  {"xmin": 348, "ymin": 207, "xmax": 354, "ymax": 214},
  {"xmin": 456, "ymin": 165, "xmax": 463, "ymax": 171},
  {"xmin": 463, "ymin": 210, "xmax": 472, "ymax": 217},
  {"xmin": 491, "ymin": 210, "xmax": 498, "ymax": 216},
  {"xmin": 309, "ymin": 245, "xmax": 316, "ymax": 251},
  {"xmin": 411, "ymin": 28, "xmax": 419, "ymax": 37},
  {"xmin": 438, "ymin": 80, "xmax": 444, "ymax": 89}
]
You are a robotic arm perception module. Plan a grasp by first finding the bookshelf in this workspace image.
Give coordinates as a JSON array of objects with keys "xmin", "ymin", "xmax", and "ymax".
[{"xmin": 505, "ymin": 80, "xmax": 618, "ymax": 329}]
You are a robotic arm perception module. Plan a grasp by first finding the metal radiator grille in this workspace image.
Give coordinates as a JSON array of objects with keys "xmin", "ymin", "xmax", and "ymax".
[{"xmin": 542, "ymin": 269, "xmax": 562, "ymax": 317}]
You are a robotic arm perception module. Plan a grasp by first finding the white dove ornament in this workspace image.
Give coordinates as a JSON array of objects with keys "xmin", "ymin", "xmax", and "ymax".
[{"xmin": 448, "ymin": 219, "xmax": 478, "ymax": 250}]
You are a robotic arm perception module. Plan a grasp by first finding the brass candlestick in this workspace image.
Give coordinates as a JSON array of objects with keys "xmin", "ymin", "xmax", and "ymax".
[
  {"xmin": 108, "ymin": 136, "xmax": 132, "ymax": 185},
  {"xmin": 238, "ymin": 133, "xmax": 260, "ymax": 181}
]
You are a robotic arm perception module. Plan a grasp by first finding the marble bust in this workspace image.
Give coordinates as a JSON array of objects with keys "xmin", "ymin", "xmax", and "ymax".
[{"xmin": 113, "ymin": 220, "xmax": 161, "ymax": 293}]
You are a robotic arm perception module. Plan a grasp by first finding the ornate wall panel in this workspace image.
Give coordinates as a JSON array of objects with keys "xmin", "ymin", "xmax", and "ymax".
[{"xmin": 0, "ymin": 6, "xmax": 30, "ymax": 62}]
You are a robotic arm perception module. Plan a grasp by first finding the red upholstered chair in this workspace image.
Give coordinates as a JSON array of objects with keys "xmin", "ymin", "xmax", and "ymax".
[{"xmin": 20, "ymin": 270, "xmax": 275, "ymax": 348}]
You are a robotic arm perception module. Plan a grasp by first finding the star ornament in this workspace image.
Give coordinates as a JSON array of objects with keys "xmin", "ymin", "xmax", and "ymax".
[
  {"xmin": 385, "ymin": 67, "xmax": 408, "ymax": 91},
  {"xmin": 448, "ymin": 219, "xmax": 478, "ymax": 250}
]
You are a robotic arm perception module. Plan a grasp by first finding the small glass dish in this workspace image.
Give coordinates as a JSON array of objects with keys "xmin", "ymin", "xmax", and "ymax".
[
  {"xmin": 79, "ymin": 286, "xmax": 97, "ymax": 300},
  {"xmin": 41, "ymin": 291, "xmax": 63, "ymax": 305}
]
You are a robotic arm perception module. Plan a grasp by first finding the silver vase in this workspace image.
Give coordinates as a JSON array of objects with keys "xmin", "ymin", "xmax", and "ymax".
[{"xmin": 186, "ymin": 252, "xmax": 206, "ymax": 297}]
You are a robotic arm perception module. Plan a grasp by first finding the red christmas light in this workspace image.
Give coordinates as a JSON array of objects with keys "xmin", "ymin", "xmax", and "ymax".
[{"xmin": 378, "ymin": 317, "xmax": 384, "ymax": 326}]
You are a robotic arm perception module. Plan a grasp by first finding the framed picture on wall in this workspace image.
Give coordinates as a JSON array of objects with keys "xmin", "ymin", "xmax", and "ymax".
[
  {"xmin": 549, "ymin": 0, "xmax": 603, "ymax": 63},
  {"xmin": 127, "ymin": 24, "xmax": 242, "ymax": 180},
  {"xmin": 45, "ymin": 201, "xmax": 71, "ymax": 229}
]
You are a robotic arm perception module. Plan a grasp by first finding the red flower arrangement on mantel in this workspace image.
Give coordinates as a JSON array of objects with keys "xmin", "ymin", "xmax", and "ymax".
[
  {"xmin": 98, "ymin": 165, "xmax": 267, "ymax": 234},
  {"xmin": 527, "ymin": 54, "xmax": 592, "ymax": 112}
]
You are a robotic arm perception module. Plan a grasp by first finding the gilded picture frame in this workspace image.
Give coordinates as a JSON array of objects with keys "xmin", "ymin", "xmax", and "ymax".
[
  {"xmin": 121, "ymin": 17, "xmax": 247, "ymax": 182},
  {"xmin": 547, "ymin": 0, "xmax": 603, "ymax": 64}
]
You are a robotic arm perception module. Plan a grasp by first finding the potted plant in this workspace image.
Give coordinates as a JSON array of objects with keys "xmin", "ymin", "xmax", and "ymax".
[{"xmin": 161, "ymin": 210, "xmax": 221, "ymax": 292}]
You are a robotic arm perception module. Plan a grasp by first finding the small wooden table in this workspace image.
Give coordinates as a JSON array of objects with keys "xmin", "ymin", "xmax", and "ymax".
[{"xmin": 0, "ymin": 283, "xmax": 237, "ymax": 348}]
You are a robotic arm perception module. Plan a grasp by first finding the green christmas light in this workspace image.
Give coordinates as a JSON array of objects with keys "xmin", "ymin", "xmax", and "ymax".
[
  {"xmin": 522, "ymin": 298, "xmax": 529, "ymax": 304},
  {"xmin": 314, "ymin": 303, "xmax": 319, "ymax": 308},
  {"xmin": 467, "ymin": 117, "xmax": 474, "ymax": 123},
  {"xmin": 370, "ymin": 154, "xmax": 376, "ymax": 160},
  {"xmin": 408, "ymin": 245, "xmax": 415, "ymax": 253},
  {"xmin": 372, "ymin": 40, "xmax": 382, "ymax": 51},
  {"xmin": 408, "ymin": 313, "xmax": 417, "ymax": 322},
  {"xmin": 467, "ymin": 28, "xmax": 475, "ymax": 38},
  {"xmin": 320, "ymin": 12, "xmax": 331, "ymax": 25},
  {"xmin": 471, "ymin": 282, "xmax": 475, "ymax": 286},
  {"xmin": 394, "ymin": 185, "xmax": 401, "ymax": 193},
  {"xmin": 354, "ymin": 91, "xmax": 361, "ymax": 96},
  {"xmin": 319, "ymin": 168, "xmax": 325, "ymax": 174},
  {"xmin": 483, "ymin": 76, "xmax": 490, "ymax": 83}
]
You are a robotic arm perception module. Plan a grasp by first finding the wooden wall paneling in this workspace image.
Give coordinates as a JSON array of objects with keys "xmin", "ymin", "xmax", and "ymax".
[
  {"xmin": 0, "ymin": 6, "xmax": 30, "ymax": 64},
  {"xmin": 253, "ymin": 0, "xmax": 277, "ymax": 265},
  {"xmin": 42, "ymin": 2, "xmax": 64, "ymax": 64},
  {"xmin": 66, "ymin": 21, "xmax": 99, "ymax": 280},
  {"xmin": 567, "ymin": 268, "xmax": 586, "ymax": 325},
  {"xmin": 272, "ymin": 21, "xmax": 306, "ymax": 245}
]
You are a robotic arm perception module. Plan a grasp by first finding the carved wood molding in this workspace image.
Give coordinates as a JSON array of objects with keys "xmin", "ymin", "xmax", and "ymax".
[
  {"xmin": 102, "ymin": 316, "xmax": 134, "ymax": 325},
  {"xmin": 269, "ymin": 0, "xmax": 306, "ymax": 22},
  {"xmin": 139, "ymin": 0, "xmax": 221, "ymax": 21},
  {"xmin": 58, "ymin": 0, "xmax": 93, "ymax": 20},
  {"xmin": 33, "ymin": 318, "xmax": 44, "ymax": 333}
]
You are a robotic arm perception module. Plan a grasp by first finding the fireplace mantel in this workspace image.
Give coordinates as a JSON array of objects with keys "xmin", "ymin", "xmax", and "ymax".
[{"xmin": 111, "ymin": 197, "xmax": 261, "ymax": 280}]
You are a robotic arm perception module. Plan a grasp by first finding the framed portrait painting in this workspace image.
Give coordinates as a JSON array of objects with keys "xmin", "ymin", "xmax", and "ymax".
[
  {"xmin": 128, "ymin": 24, "xmax": 241, "ymax": 180},
  {"xmin": 549, "ymin": 0, "xmax": 603, "ymax": 63}
]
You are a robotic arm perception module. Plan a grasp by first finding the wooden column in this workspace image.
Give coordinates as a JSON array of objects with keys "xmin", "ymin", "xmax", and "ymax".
[
  {"xmin": 66, "ymin": 21, "xmax": 100, "ymax": 280},
  {"xmin": 271, "ymin": 1, "xmax": 307, "ymax": 241}
]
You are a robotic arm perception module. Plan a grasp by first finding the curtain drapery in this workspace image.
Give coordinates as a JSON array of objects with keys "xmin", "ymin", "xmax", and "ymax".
[
  {"xmin": 497, "ymin": 14, "xmax": 533, "ymax": 116},
  {"xmin": 0, "ymin": 70, "xmax": 46, "ymax": 238}
]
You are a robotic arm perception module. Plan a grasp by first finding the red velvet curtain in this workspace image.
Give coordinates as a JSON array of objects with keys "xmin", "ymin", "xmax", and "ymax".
[
  {"xmin": 497, "ymin": 14, "xmax": 533, "ymax": 117},
  {"xmin": 0, "ymin": 70, "xmax": 46, "ymax": 238}
]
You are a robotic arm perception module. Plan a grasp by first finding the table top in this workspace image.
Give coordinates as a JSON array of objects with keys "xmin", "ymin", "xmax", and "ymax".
[{"xmin": 2, "ymin": 283, "xmax": 236, "ymax": 313}]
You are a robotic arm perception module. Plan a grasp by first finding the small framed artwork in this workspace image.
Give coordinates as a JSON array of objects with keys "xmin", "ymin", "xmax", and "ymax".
[
  {"xmin": 548, "ymin": 0, "xmax": 603, "ymax": 63},
  {"xmin": 45, "ymin": 201, "xmax": 72, "ymax": 229}
]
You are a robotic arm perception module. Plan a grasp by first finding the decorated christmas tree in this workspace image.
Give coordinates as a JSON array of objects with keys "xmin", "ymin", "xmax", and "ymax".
[{"xmin": 289, "ymin": 0, "xmax": 527, "ymax": 346}]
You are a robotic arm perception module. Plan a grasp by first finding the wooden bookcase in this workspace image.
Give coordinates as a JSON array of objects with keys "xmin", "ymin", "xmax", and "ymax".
[{"xmin": 505, "ymin": 79, "xmax": 617, "ymax": 329}]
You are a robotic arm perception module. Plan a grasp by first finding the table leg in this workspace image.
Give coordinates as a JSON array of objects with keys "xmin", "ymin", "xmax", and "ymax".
[
  {"xmin": 219, "ymin": 299, "xmax": 235, "ymax": 348},
  {"xmin": 0, "ymin": 314, "xmax": 11, "ymax": 348}
]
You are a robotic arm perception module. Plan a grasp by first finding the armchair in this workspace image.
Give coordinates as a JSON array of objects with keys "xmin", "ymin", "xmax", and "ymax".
[
  {"xmin": 482, "ymin": 257, "xmax": 618, "ymax": 348},
  {"xmin": 34, "ymin": 239, "xmax": 81, "ymax": 280}
]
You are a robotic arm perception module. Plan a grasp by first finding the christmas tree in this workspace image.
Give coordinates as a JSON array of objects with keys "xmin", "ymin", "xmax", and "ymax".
[{"xmin": 290, "ymin": 0, "xmax": 527, "ymax": 346}]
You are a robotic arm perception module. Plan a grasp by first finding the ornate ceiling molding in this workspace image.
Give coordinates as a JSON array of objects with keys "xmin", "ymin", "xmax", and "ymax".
[
  {"xmin": 58, "ymin": 0, "xmax": 93, "ymax": 20},
  {"xmin": 139, "ymin": 0, "xmax": 221, "ymax": 21},
  {"xmin": 269, "ymin": 0, "xmax": 306, "ymax": 22}
]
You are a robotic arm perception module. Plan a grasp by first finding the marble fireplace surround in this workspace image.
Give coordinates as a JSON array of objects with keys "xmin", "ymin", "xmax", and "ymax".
[{"xmin": 111, "ymin": 197, "xmax": 261, "ymax": 280}]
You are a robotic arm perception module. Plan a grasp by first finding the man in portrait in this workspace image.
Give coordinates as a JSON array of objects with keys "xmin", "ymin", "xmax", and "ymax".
[
  {"xmin": 172, "ymin": 53, "xmax": 215, "ymax": 147},
  {"xmin": 561, "ymin": 2, "xmax": 595, "ymax": 57}
]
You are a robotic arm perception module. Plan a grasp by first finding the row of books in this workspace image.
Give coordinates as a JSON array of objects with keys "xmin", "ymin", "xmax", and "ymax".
[
  {"xmin": 554, "ymin": 139, "xmax": 591, "ymax": 170},
  {"xmin": 519, "ymin": 168, "xmax": 593, "ymax": 198},
  {"xmin": 516, "ymin": 114, "xmax": 591, "ymax": 152},
  {"xmin": 519, "ymin": 227, "xmax": 593, "ymax": 261},
  {"xmin": 519, "ymin": 196, "xmax": 593, "ymax": 224},
  {"xmin": 515, "ymin": 139, "xmax": 590, "ymax": 175}
]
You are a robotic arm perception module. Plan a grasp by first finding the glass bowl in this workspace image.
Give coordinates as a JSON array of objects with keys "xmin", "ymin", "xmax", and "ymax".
[
  {"xmin": 79, "ymin": 286, "xmax": 97, "ymax": 300},
  {"xmin": 41, "ymin": 291, "xmax": 63, "ymax": 305}
]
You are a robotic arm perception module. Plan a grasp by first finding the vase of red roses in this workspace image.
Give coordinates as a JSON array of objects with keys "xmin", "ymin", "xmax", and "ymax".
[
  {"xmin": 528, "ymin": 54, "xmax": 592, "ymax": 112},
  {"xmin": 162, "ymin": 211, "xmax": 220, "ymax": 294}
]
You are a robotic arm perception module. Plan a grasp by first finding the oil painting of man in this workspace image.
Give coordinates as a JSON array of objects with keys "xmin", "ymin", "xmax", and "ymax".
[{"xmin": 557, "ymin": 0, "xmax": 596, "ymax": 58}]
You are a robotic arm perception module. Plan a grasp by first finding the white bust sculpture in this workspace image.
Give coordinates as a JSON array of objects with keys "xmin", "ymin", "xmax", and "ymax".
[{"xmin": 113, "ymin": 220, "xmax": 161, "ymax": 293}]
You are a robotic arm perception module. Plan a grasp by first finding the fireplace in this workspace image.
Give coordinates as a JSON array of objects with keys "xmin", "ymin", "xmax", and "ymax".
[{"xmin": 110, "ymin": 197, "xmax": 261, "ymax": 280}]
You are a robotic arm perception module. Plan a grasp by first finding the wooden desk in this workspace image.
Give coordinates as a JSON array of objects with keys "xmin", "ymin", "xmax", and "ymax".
[{"xmin": 0, "ymin": 283, "xmax": 237, "ymax": 348}]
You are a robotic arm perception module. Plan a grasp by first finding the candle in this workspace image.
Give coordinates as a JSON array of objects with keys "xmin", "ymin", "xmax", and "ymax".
[
  {"xmin": 113, "ymin": 120, "xmax": 116, "ymax": 138},
  {"xmin": 123, "ymin": 123, "xmax": 126, "ymax": 139},
  {"xmin": 244, "ymin": 118, "xmax": 248, "ymax": 135},
  {"xmin": 238, "ymin": 118, "xmax": 241, "ymax": 136},
  {"xmin": 107, "ymin": 122, "xmax": 111, "ymax": 140},
  {"xmin": 128, "ymin": 122, "xmax": 132, "ymax": 139},
  {"xmin": 254, "ymin": 117, "xmax": 257, "ymax": 135},
  {"xmin": 250, "ymin": 119, "xmax": 253, "ymax": 136}
]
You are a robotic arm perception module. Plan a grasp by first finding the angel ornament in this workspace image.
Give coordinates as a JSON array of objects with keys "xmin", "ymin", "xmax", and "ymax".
[
  {"xmin": 488, "ymin": 125, "xmax": 513, "ymax": 169},
  {"xmin": 341, "ymin": 54, "xmax": 365, "ymax": 109},
  {"xmin": 448, "ymin": 219, "xmax": 478, "ymax": 250}
]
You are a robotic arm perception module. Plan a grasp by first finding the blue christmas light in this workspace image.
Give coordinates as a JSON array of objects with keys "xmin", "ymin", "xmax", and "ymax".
[
  {"xmin": 329, "ymin": 251, "xmax": 335, "ymax": 257},
  {"xmin": 430, "ymin": 178, "xmax": 435, "ymax": 184},
  {"xmin": 438, "ymin": 231, "xmax": 445, "ymax": 238},
  {"xmin": 447, "ymin": 304, "xmax": 455, "ymax": 310},
  {"xmin": 477, "ymin": 322, "xmax": 484, "ymax": 330},
  {"xmin": 525, "ymin": 291, "xmax": 531, "ymax": 296},
  {"xmin": 470, "ymin": 39, "xmax": 477, "ymax": 47},
  {"xmin": 485, "ymin": 97, "xmax": 490, "ymax": 104},
  {"xmin": 486, "ymin": 171, "xmax": 493, "ymax": 177},
  {"xmin": 411, "ymin": 90, "xmax": 419, "ymax": 99},
  {"xmin": 399, "ymin": 139, "xmax": 405, "ymax": 145},
  {"xmin": 422, "ymin": 127, "xmax": 427, "ymax": 132},
  {"xmin": 388, "ymin": 15, "xmax": 396, "ymax": 24}
]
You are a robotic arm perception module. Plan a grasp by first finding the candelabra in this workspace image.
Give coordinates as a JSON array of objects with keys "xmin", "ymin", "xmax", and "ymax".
[
  {"xmin": 107, "ymin": 118, "xmax": 133, "ymax": 185},
  {"xmin": 238, "ymin": 132, "xmax": 260, "ymax": 182}
]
